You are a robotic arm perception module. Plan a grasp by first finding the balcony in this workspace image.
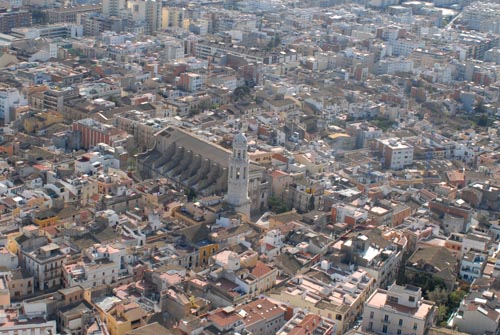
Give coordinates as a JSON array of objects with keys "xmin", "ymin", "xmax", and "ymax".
[{"xmin": 381, "ymin": 319, "xmax": 391, "ymax": 324}]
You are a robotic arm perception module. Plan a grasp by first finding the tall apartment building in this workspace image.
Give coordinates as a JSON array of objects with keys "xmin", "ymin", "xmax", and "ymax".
[
  {"xmin": 22, "ymin": 242, "xmax": 66, "ymax": 290},
  {"xmin": 36, "ymin": 86, "xmax": 80, "ymax": 113},
  {"xmin": 102, "ymin": 0, "xmax": 126, "ymax": 17},
  {"xmin": 362, "ymin": 284, "xmax": 436, "ymax": 335},
  {"xmin": 47, "ymin": 4, "xmax": 102, "ymax": 23},
  {"xmin": 462, "ymin": 2, "xmax": 500, "ymax": 33},
  {"xmin": 161, "ymin": 6, "xmax": 185, "ymax": 29},
  {"xmin": 82, "ymin": 13, "xmax": 125, "ymax": 36},
  {"xmin": 127, "ymin": 0, "xmax": 161, "ymax": 34},
  {"xmin": 72, "ymin": 118, "xmax": 128, "ymax": 150},
  {"xmin": 0, "ymin": 86, "xmax": 25, "ymax": 124},
  {"xmin": 178, "ymin": 72, "xmax": 204, "ymax": 92},
  {"xmin": 0, "ymin": 10, "xmax": 31, "ymax": 33},
  {"xmin": 374, "ymin": 138, "xmax": 414, "ymax": 170}
]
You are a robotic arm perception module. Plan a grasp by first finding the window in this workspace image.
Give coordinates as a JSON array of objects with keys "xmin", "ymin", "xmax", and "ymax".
[
  {"xmin": 388, "ymin": 295, "xmax": 399, "ymax": 303},
  {"xmin": 409, "ymin": 296, "xmax": 415, "ymax": 302},
  {"xmin": 382, "ymin": 325, "xmax": 388, "ymax": 334},
  {"xmin": 413, "ymin": 323, "xmax": 418, "ymax": 330},
  {"xmin": 368, "ymin": 322, "xmax": 373, "ymax": 331},
  {"xmin": 384, "ymin": 315, "xmax": 389, "ymax": 322},
  {"xmin": 370, "ymin": 311, "xmax": 374, "ymax": 319},
  {"xmin": 397, "ymin": 330, "xmax": 402, "ymax": 335},
  {"xmin": 399, "ymin": 319, "xmax": 403, "ymax": 326}
]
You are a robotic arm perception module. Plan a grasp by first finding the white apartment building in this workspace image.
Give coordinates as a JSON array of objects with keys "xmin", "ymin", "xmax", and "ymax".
[
  {"xmin": 460, "ymin": 251, "xmax": 487, "ymax": 282},
  {"xmin": 377, "ymin": 58, "xmax": 413, "ymax": 75},
  {"xmin": 270, "ymin": 270, "xmax": 375, "ymax": 335},
  {"xmin": 375, "ymin": 138, "xmax": 414, "ymax": 170},
  {"xmin": 22, "ymin": 243, "xmax": 66, "ymax": 291},
  {"xmin": 63, "ymin": 258, "xmax": 120, "ymax": 288},
  {"xmin": 0, "ymin": 247, "xmax": 19, "ymax": 270},
  {"xmin": 452, "ymin": 289, "xmax": 500, "ymax": 335},
  {"xmin": 0, "ymin": 309, "xmax": 56, "ymax": 335},
  {"xmin": 388, "ymin": 39, "xmax": 425, "ymax": 57},
  {"xmin": 362, "ymin": 284, "xmax": 436, "ymax": 335},
  {"xmin": 0, "ymin": 86, "xmax": 25, "ymax": 124},
  {"xmin": 461, "ymin": 232, "xmax": 491, "ymax": 257},
  {"xmin": 63, "ymin": 243, "xmax": 127, "ymax": 288},
  {"xmin": 78, "ymin": 82, "xmax": 121, "ymax": 99},
  {"xmin": 127, "ymin": 0, "xmax": 161, "ymax": 34},
  {"xmin": 159, "ymin": 40, "xmax": 184, "ymax": 61},
  {"xmin": 10, "ymin": 23, "xmax": 83, "ymax": 39},
  {"xmin": 260, "ymin": 229, "xmax": 284, "ymax": 260}
]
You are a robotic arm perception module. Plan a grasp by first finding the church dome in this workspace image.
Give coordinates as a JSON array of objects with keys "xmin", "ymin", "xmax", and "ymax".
[{"xmin": 233, "ymin": 132, "xmax": 248, "ymax": 148}]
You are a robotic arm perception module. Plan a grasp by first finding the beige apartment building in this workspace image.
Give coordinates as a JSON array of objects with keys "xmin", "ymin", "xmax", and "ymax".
[{"xmin": 362, "ymin": 284, "xmax": 436, "ymax": 335}]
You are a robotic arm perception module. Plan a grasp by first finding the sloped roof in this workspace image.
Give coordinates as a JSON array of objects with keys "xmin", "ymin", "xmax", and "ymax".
[
  {"xmin": 126, "ymin": 322, "xmax": 174, "ymax": 335},
  {"xmin": 408, "ymin": 246, "xmax": 457, "ymax": 272}
]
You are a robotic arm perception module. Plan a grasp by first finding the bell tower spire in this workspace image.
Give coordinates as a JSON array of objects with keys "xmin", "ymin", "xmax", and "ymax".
[{"xmin": 225, "ymin": 132, "xmax": 250, "ymax": 217}]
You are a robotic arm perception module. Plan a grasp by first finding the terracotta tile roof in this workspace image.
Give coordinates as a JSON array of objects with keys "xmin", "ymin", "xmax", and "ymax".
[
  {"xmin": 287, "ymin": 314, "xmax": 322, "ymax": 335},
  {"xmin": 250, "ymin": 261, "xmax": 274, "ymax": 278},
  {"xmin": 208, "ymin": 308, "xmax": 243, "ymax": 328},
  {"xmin": 239, "ymin": 298, "xmax": 285, "ymax": 327},
  {"xmin": 272, "ymin": 153, "xmax": 288, "ymax": 163},
  {"xmin": 271, "ymin": 170, "xmax": 288, "ymax": 179}
]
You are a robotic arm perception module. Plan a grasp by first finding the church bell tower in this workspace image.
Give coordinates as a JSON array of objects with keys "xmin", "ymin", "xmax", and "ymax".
[{"xmin": 225, "ymin": 132, "xmax": 250, "ymax": 217}]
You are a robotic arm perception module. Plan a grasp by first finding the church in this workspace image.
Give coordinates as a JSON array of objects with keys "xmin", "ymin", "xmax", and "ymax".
[{"xmin": 137, "ymin": 126, "xmax": 269, "ymax": 216}]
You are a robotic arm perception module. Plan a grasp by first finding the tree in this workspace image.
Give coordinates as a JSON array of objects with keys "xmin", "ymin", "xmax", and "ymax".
[
  {"xmin": 477, "ymin": 214, "xmax": 490, "ymax": 226},
  {"xmin": 232, "ymin": 86, "xmax": 251, "ymax": 102},
  {"xmin": 474, "ymin": 101, "xmax": 485, "ymax": 114},
  {"xmin": 268, "ymin": 196, "xmax": 288, "ymax": 213},
  {"xmin": 436, "ymin": 305, "xmax": 448, "ymax": 325},
  {"xmin": 449, "ymin": 289, "xmax": 467, "ymax": 306},
  {"xmin": 428, "ymin": 287, "xmax": 448, "ymax": 305},
  {"xmin": 184, "ymin": 188, "xmax": 197, "ymax": 202},
  {"xmin": 308, "ymin": 195, "xmax": 315, "ymax": 211},
  {"xmin": 477, "ymin": 113, "xmax": 489, "ymax": 127},
  {"xmin": 266, "ymin": 35, "xmax": 281, "ymax": 50},
  {"xmin": 273, "ymin": 35, "xmax": 281, "ymax": 47}
]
